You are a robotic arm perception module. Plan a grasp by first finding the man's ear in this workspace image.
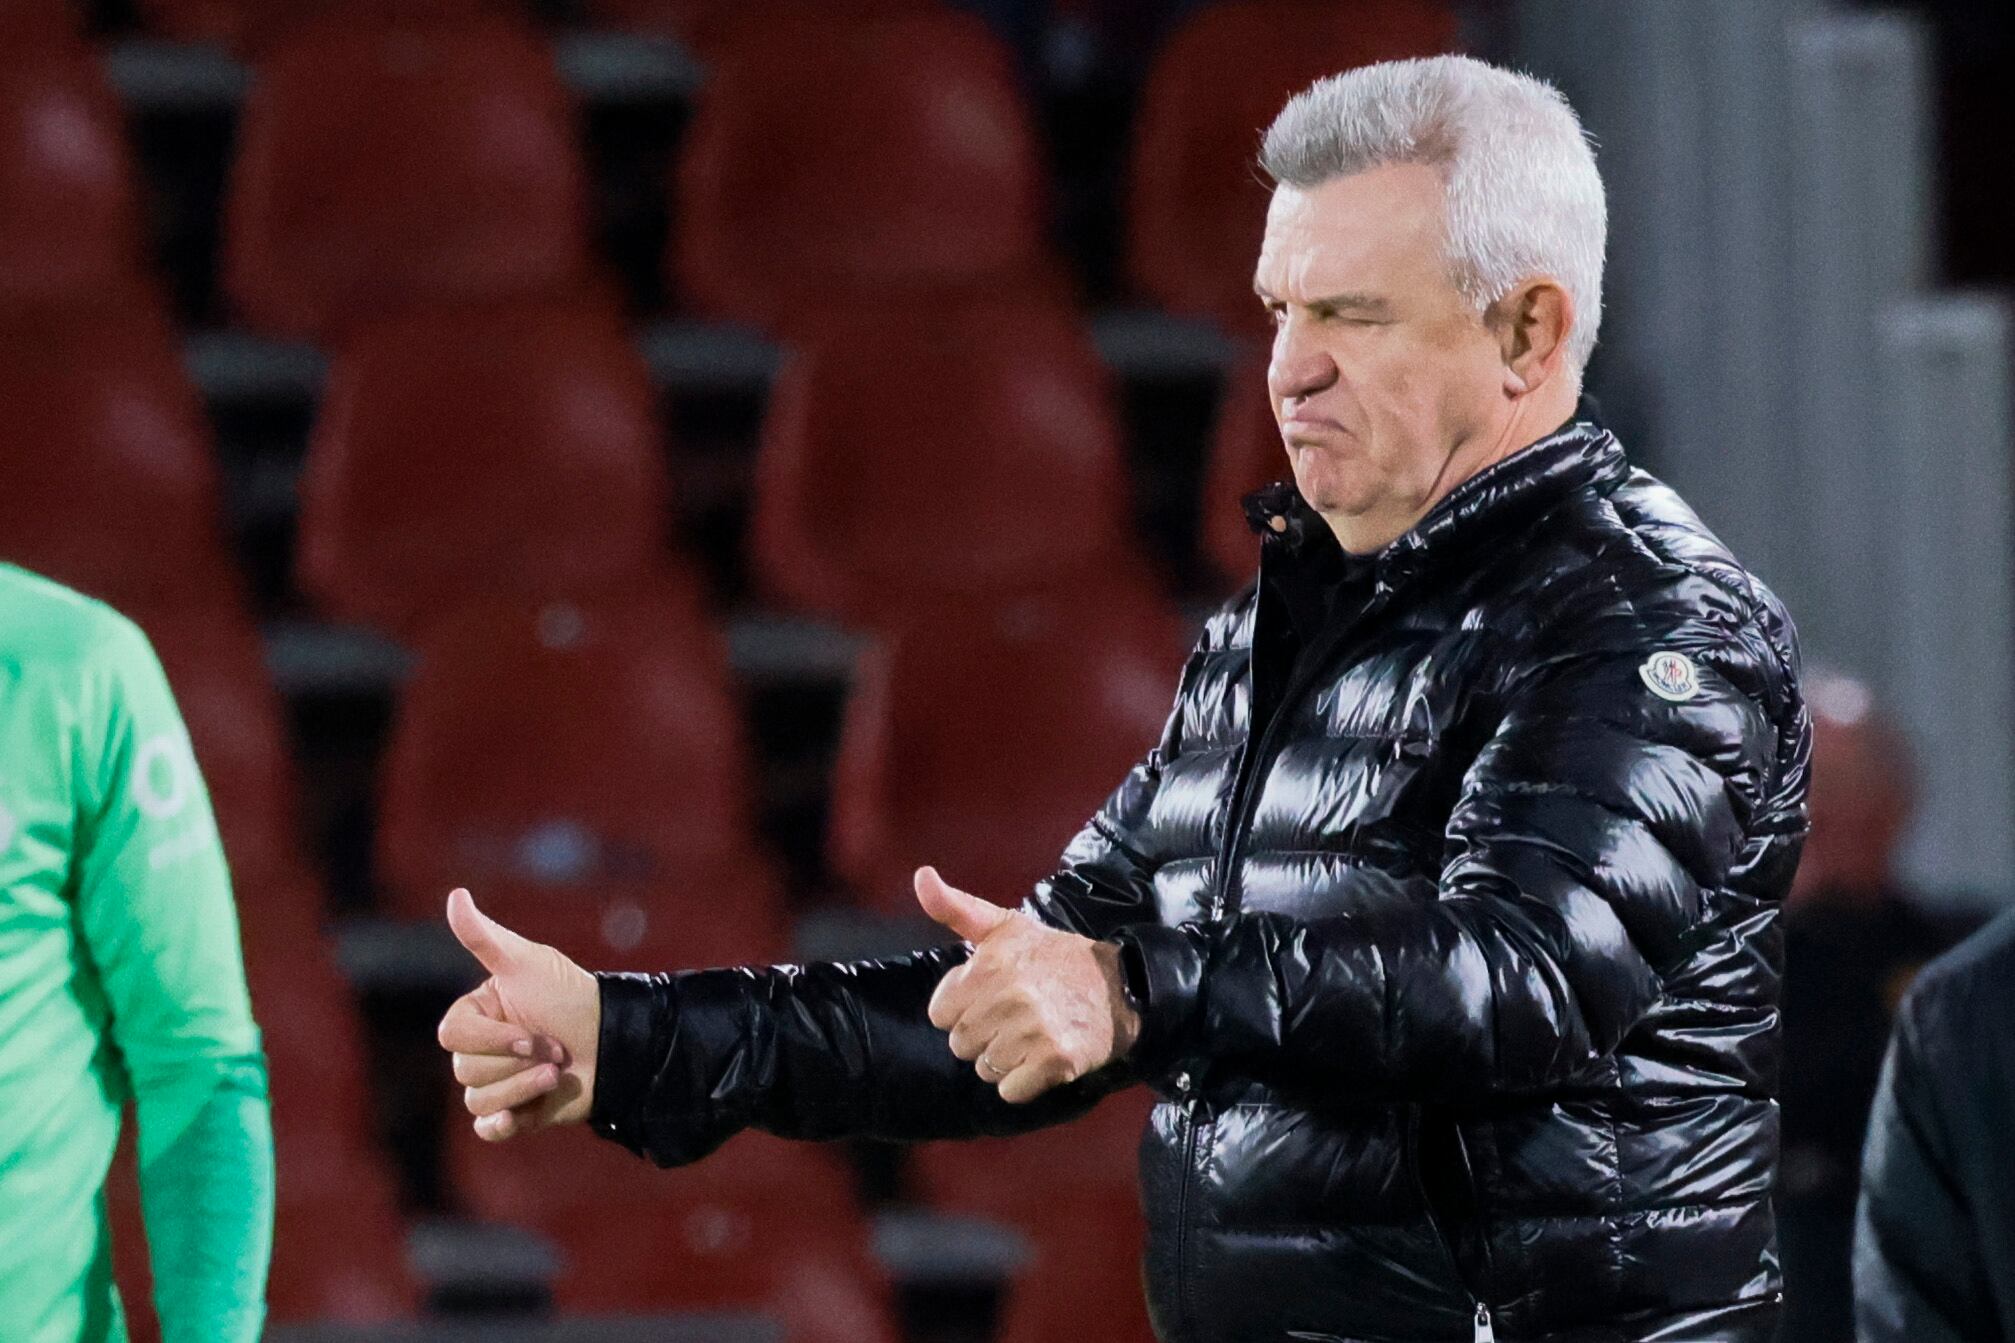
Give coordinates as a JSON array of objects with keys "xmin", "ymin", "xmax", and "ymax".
[{"xmin": 1488, "ymin": 279, "xmax": 1574, "ymax": 397}]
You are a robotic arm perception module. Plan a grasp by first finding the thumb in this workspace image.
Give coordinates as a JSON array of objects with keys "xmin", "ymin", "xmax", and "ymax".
[
  {"xmin": 446, "ymin": 887, "xmax": 534, "ymax": 977},
  {"xmin": 914, "ymin": 866, "xmax": 1012, "ymax": 944}
]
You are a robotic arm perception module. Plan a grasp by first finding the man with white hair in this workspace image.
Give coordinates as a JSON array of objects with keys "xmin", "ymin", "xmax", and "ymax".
[{"xmin": 436, "ymin": 55, "xmax": 1808, "ymax": 1341}]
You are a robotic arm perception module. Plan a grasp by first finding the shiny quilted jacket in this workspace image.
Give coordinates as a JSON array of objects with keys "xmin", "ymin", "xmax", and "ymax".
[{"xmin": 591, "ymin": 415, "xmax": 1809, "ymax": 1343}]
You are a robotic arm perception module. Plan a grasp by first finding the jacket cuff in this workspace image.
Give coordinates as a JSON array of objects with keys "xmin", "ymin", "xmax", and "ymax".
[
  {"xmin": 1109, "ymin": 923, "xmax": 1207, "ymax": 1081},
  {"xmin": 588, "ymin": 971, "xmax": 668, "ymax": 1156}
]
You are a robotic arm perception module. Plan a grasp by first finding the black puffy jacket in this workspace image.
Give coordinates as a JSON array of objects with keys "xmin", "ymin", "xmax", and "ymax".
[{"xmin": 590, "ymin": 415, "xmax": 1809, "ymax": 1343}]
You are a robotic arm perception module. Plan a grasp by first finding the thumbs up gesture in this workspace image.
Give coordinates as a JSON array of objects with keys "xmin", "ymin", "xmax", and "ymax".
[
  {"xmin": 437, "ymin": 888, "xmax": 601, "ymax": 1142},
  {"xmin": 919, "ymin": 867, "xmax": 1141, "ymax": 1105}
]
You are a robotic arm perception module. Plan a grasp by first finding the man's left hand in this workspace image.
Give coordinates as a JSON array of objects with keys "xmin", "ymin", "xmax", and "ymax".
[{"xmin": 919, "ymin": 866, "xmax": 1141, "ymax": 1104}]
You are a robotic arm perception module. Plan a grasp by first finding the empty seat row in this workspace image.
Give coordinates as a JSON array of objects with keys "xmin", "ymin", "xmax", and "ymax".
[
  {"xmin": 1, "ymin": 300, "xmax": 1292, "ymax": 639},
  {"xmin": 448, "ymin": 1123, "xmax": 899, "ymax": 1341},
  {"xmin": 121, "ymin": 570, "xmax": 1188, "ymax": 956},
  {"xmin": 0, "ymin": 5, "xmax": 1454, "ymax": 336}
]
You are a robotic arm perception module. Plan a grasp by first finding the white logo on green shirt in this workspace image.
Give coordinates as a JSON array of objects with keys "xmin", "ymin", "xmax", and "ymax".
[{"xmin": 133, "ymin": 734, "xmax": 195, "ymax": 821}]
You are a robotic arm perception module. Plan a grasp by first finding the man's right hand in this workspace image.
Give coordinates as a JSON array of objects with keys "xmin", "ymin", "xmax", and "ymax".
[{"xmin": 438, "ymin": 888, "xmax": 601, "ymax": 1142}]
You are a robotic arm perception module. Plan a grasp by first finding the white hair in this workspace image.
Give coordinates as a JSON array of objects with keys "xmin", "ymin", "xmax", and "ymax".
[{"xmin": 1260, "ymin": 55, "xmax": 1607, "ymax": 374}]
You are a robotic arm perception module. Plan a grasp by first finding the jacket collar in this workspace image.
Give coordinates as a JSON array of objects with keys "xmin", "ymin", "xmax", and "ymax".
[{"xmin": 1244, "ymin": 409, "xmax": 1629, "ymax": 598}]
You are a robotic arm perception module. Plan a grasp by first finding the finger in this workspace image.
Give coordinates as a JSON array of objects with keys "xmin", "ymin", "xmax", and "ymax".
[
  {"xmin": 948, "ymin": 1013, "xmax": 996, "ymax": 1062},
  {"xmin": 454, "ymin": 1051, "xmax": 545, "ymax": 1088},
  {"xmin": 464, "ymin": 1063, "xmax": 562, "ymax": 1118},
  {"xmin": 437, "ymin": 994, "xmax": 536, "ymax": 1056},
  {"xmin": 446, "ymin": 887, "xmax": 538, "ymax": 978},
  {"xmin": 947, "ymin": 993, "xmax": 1028, "ymax": 1061},
  {"xmin": 914, "ymin": 867, "xmax": 1013, "ymax": 945},
  {"xmin": 927, "ymin": 963, "xmax": 975, "ymax": 1032},
  {"xmin": 997, "ymin": 1057, "xmax": 1073, "ymax": 1105},
  {"xmin": 475, "ymin": 1108, "xmax": 524, "ymax": 1143}
]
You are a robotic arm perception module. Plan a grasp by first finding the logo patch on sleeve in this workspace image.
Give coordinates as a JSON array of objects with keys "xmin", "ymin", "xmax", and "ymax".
[{"xmin": 1639, "ymin": 651, "xmax": 1702, "ymax": 702}]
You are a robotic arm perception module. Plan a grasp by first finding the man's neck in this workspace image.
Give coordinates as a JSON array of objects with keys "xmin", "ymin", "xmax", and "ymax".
[{"xmin": 1325, "ymin": 384, "xmax": 1581, "ymax": 554}]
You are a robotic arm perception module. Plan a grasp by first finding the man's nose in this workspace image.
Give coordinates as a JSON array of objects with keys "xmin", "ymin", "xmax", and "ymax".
[{"xmin": 1267, "ymin": 319, "xmax": 1338, "ymax": 404}]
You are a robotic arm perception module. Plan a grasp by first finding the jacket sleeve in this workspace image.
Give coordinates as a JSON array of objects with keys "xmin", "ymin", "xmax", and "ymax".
[
  {"xmin": 589, "ymin": 948, "xmax": 1137, "ymax": 1166},
  {"xmin": 587, "ymin": 646, "xmax": 1201, "ymax": 1166},
  {"xmin": 1853, "ymin": 977, "xmax": 1991, "ymax": 1343},
  {"xmin": 1111, "ymin": 578, "xmax": 1794, "ymax": 1100}
]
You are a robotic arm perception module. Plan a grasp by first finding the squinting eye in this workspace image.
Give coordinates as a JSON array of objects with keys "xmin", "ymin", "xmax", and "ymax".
[{"xmin": 1266, "ymin": 304, "xmax": 1288, "ymax": 326}]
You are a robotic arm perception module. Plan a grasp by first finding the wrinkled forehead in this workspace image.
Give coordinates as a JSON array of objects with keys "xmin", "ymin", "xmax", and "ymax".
[{"xmin": 1253, "ymin": 164, "xmax": 1452, "ymax": 299}]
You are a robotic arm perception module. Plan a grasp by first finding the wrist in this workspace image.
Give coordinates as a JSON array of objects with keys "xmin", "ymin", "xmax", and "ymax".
[{"xmin": 1093, "ymin": 939, "xmax": 1144, "ymax": 1057}]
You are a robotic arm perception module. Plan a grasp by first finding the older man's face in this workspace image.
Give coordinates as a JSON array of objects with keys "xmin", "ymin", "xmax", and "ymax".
[{"xmin": 1254, "ymin": 164, "xmax": 1510, "ymax": 550}]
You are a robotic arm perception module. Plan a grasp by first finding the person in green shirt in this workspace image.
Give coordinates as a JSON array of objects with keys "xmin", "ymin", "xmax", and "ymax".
[{"xmin": 0, "ymin": 562, "xmax": 274, "ymax": 1342}]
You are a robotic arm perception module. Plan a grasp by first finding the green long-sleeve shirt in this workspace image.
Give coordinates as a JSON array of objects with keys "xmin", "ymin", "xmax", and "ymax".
[{"xmin": 0, "ymin": 564, "xmax": 274, "ymax": 1342}]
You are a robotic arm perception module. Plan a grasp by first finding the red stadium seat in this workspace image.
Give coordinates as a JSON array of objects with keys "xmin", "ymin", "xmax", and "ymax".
[
  {"xmin": 0, "ymin": 309, "xmax": 238, "ymax": 607},
  {"xmin": 673, "ymin": 12, "xmax": 1056, "ymax": 329},
  {"xmin": 244, "ymin": 927, "xmax": 376, "ymax": 1149},
  {"xmin": 267, "ymin": 1151, "xmax": 419, "ymax": 1324},
  {"xmin": 224, "ymin": 17, "xmax": 596, "ymax": 339},
  {"xmin": 297, "ymin": 302, "xmax": 679, "ymax": 635},
  {"xmin": 259, "ymin": 941, "xmax": 420, "ymax": 1323},
  {"xmin": 1127, "ymin": 0, "xmax": 1457, "ymax": 333},
  {"xmin": 377, "ymin": 592, "xmax": 774, "ymax": 937},
  {"xmin": 0, "ymin": 38, "xmax": 148, "ymax": 310},
  {"xmin": 448, "ymin": 1124, "xmax": 898, "ymax": 1343},
  {"xmin": 751, "ymin": 304, "xmax": 1143, "ymax": 626},
  {"xmin": 125, "ymin": 605, "xmax": 307, "ymax": 889},
  {"xmin": 914, "ymin": 1090, "xmax": 1158, "ymax": 1343},
  {"xmin": 593, "ymin": 0, "xmax": 936, "ymax": 52},
  {"xmin": 137, "ymin": 0, "xmax": 496, "ymax": 51},
  {"xmin": 0, "ymin": 0, "xmax": 80, "ymax": 42},
  {"xmin": 1201, "ymin": 348, "xmax": 1292, "ymax": 590},
  {"xmin": 829, "ymin": 585, "xmax": 1188, "ymax": 914}
]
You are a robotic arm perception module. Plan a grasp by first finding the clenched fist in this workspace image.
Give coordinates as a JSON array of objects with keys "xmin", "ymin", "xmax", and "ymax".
[
  {"xmin": 437, "ymin": 888, "xmax": 601, "ymax": 1142},
  {"xmin": 919, "ymin": 867, "xmax": 1141, "ymax": 1104}
]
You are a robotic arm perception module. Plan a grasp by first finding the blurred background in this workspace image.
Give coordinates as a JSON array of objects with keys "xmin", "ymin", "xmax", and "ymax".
[{"xmin": 0, "ymin": 0, "xmax": 2008, "ymax": 1340}]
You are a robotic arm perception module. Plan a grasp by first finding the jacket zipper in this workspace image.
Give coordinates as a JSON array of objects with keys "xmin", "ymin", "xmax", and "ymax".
[
  {"xmin": 1211, "ymin": 576, "xmax": 1392, "ymax": 917},
  {"xmin": 1169, "ymin": 1069, "xmax": 1209, "ymax": 1343},
  {"xmin": 1187, "ymin": 545, "xmax": 1402, "ymax": 1341},
  {"xmin": 1406, "ymin": 1104, "xmax": 1494, "ymax": 1343}
]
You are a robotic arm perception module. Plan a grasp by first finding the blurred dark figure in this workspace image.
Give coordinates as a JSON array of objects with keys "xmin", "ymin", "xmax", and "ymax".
[
  {"xmin": 1776, "ymin": 671, "xmax": 1970, "ymax": 1343},
  {"xmin": 1854, "ymin": 906, "xmax": 2015, "ymax": 1342}
]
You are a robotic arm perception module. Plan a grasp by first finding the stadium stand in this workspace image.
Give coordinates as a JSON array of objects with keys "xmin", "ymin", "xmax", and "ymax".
[
  {"xmin": 0, "ymin": 0, "xmax": 79, "ymax": 40},
  {"xmin": 671, "ymin": 10, "xmax": 1056, "ymax": 329},
  {"xmin": 447, "ymin": 1123, "xmax": 899, "ymax": 1343},
  {"xmin": 0, "ymin": 36, "xmax": 149, "ymax": 309},
  {"xmin": 592, "ymin": 0, "xmax": 940, "ymax": 52},
  {"xmin": 137, "ymin": 0, "xmax": 498, "ymax": 51},
  {"xmin": 828, "ymin": 584, "xmax": 1188, "ymax": 915},
  {"xmin": 750, "ymin": 302, "xmax": 1145, "ymax": 626},
  {"xmin": 296, "ymin": 301, "xmax": 680, "ymax": 635},
  {"xmin": 0, "ymin": 306, "xmax": 239, "ymax": 607},
  {"xmin": 375, "ymin": 591, "xmax": 775, "ymax": 940},
  {"xmin": 223, "ymin": 15, "xmax": 596, "ymax": 339}
]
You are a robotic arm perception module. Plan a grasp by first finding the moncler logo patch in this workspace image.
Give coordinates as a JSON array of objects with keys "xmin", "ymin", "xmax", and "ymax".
[{"xmin": 1639, "ymin": 651, "xmax": 1701, "ymax": 703}]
